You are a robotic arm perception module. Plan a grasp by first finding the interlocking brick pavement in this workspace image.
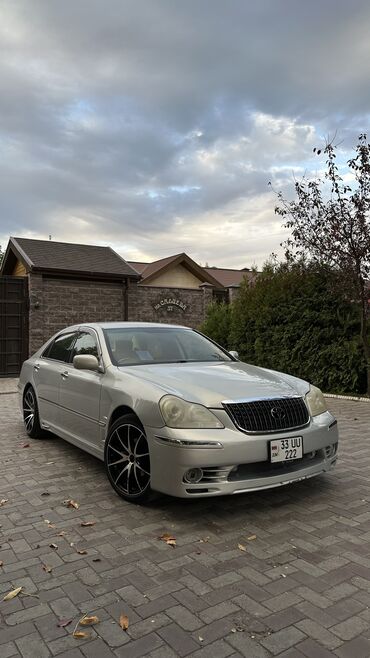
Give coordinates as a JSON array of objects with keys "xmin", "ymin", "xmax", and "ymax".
[{"xmin": 1, "ymin": 392, "xmax": 370, "ymax": 657}]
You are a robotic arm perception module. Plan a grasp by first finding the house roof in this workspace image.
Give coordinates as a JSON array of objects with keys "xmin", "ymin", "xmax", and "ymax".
[
  {"xmin": 128, "ymin": 253, "xmax": 223, "ymax": 288},
  {"xmin": 128, "ymin": 258, "xmax": 256, "ymax": 288},
  {"xmin": 204, "ymin": 266, "xmax": 256, "ymax": 288},
  {"xmin": 1, "ymin": 237, "xmax": 140, "ymax": 279}
]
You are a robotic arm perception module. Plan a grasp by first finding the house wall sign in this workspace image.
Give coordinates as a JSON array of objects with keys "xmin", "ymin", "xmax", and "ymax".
[{"xmin": 153, "ymin": 298, "xmax": 188, "ymax": 312}]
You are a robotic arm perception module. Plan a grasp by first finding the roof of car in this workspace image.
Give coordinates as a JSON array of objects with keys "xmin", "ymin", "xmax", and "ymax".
[{"xmin": 87, "ymin": 322, "xmax": 190, "ymax": 329}]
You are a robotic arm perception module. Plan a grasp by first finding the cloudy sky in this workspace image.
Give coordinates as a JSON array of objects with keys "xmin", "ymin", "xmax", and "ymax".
[{"xmin": 1, "ymin": 0, "xmax": 370, "ymax": 268}]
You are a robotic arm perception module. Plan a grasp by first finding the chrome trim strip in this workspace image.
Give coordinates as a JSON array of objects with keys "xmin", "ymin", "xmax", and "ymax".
[
  {"xmin": 222, "ymin": 395, "xmax": 302, "ymax": 404},
  {"xmin": 155, "ymin": 435, "xmax": 223, "ymax": 448}
]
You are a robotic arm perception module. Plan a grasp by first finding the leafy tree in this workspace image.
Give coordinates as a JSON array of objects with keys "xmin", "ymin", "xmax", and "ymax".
[
  {"xmin": 275, "ymin": 134, "xmax": 370, "ymax": 393},
  {"xmin": 227, "ymin": 261, "xmax": 366, "ymax": 394},
  {"xmin": 200, "ymin": 301, "xmax": 230, "ymax": 349},
  {"xmin": 0, "ymin": 246, "xmax": 3, "ymax": 267}
]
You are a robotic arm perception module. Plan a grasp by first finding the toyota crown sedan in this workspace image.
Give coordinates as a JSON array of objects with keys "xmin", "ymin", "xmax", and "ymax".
[{"xmin": 19, "ymin": 322, "xmax": 338, "ymax": 503}]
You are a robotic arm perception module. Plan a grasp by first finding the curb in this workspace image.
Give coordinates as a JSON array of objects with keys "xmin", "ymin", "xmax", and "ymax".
[{"xmin": 324, "ymin": 393, "xmax": 370, "ymax": 403}]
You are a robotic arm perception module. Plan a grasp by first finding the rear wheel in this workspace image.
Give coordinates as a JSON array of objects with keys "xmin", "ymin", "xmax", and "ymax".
[
  {"xmin": 105, "ymin": 414, "xmax": 152, "ymax": 503},
  {"xmin": 23, "ymin": 386, "xmax": 43, "ymax": 438}
]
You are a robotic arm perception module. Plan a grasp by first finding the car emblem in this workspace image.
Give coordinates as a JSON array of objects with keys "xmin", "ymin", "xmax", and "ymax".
[{"xmin": 271, "ymin": 407, "xmax": 285, "ymax": 420}]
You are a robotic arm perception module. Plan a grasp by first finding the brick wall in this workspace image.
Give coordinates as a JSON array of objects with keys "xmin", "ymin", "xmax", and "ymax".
[
  {"xmin": 128, "ymin": 283, "xmax": 214, "ymax": 328},
  {"xmin": 28, "ymin": 275, "xmax": 215, "ymax": 355},
  {"xmin": 28, "ymin": 275, "xmax": 126, "ymax": 354}
]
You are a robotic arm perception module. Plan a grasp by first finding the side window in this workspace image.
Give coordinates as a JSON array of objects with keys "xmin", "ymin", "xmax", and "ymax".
[
  {"xmin": 72, "ymin": 332, "xmax": 99, "ymax": 359},
  {"xmin": 47, "ymin": 332, "xmax": 77, "ymax": 363}
]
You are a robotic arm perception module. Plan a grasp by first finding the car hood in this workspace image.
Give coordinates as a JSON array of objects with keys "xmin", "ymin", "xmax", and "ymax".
[{"xmin": 118, "ymin": 361, "xmax": 309, "ymax": 407}]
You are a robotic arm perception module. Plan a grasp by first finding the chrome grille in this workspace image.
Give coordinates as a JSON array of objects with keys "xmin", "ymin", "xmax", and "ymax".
[{"xmin": 223, "ymin": 397, "xmax": 309, "ymax": 434}]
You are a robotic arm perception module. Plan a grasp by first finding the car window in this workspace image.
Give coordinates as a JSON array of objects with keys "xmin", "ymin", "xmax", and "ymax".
[
  {"xmin": 103, "ymin": 327, "xmax": 232, "ymax": 366},
  {"xmin": 46, "ymin": 332, "xmax": 77, "ymax": 362},
  {"xmin": 72, "ymin": 332, "xmax": 99, "ymax": 359}
]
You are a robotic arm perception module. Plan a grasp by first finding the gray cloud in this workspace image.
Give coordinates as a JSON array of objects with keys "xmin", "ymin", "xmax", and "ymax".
[{"xmin": 1, "ymin": 0, "xmax": 370, "ymax": 265}]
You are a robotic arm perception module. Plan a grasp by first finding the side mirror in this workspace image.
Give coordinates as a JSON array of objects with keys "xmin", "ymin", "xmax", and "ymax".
[
  {"xmin": 229, "ymin": 350, "xmax": 239, "ymax": 360},
  {"xmin": 73, "ymin": 354, "xmax": 100, "ymax": 371}
]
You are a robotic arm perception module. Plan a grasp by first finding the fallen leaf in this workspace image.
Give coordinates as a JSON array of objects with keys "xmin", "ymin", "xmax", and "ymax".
[
  {"xmin": 0, "ymin": 499, "xmax": 8, "ymax": 507},
  {"xmin": 3, "ymin": 586, "xmax": 22, "ymax": 601},
  {"xmin": 80, "ymin": 521, "xmax": 96, "ymax": 527},
  {"xmin": 77, "ymin": 549, "xmax": 87, "ymax": 555},
  {"xmin": 119, "ymin": 614, "xmax": 129, "ymax": 630},
  {"xmin": 44, "ymin": 519, "xmax": 55, "ymax": 528},
  {"xmin": 57, "ymin": 618, "xmax": 72, "ymax": 628},
  {"xmin": 49, "ymin": 543, "xmax": 58, "ymax": 550},
  {"xmin": 199, "ymin": 537, "xmax": 210, "ymax": 543},
  {"xmin": 238, "ymin": 543, "xmax": 247, "ymax": 552},
  {"xmin": 159, "ymin": 533, "xmax": 176, "ymax": 547},
  {"xmin": 73, "ymin": 631, "xmax": 89, "ymax": 639},
  {"xmin": 42, "ymin": 564, "xmax": 53, "ymax": 573},
  {"xmin": 247, "ymin": 535, "xmax": 257, "ymax": 541},
  {"xmin": 92, "ymin": 558, "xmax": 101, "ymax": 562},
  {"xmin": 65, "ymin": 499, "xmax": 79, "ymax": 509},
  {"xmin": 41, "ymin": 492, "xmax": 50, "ymax": 497},
  {"xmin": 199, "ymin": 636, "xmax": 204, "ymax": 642},
  {"xmin": 21, "ymin": 443, "xmax": 30, "ymax": 448},
  {"xmin": 58, "ymin": 531, "xmax": 66, "ymax": 537},
  {"xmin": 80, "ymin": 615, "xmax": 99, "ymax": 625}
]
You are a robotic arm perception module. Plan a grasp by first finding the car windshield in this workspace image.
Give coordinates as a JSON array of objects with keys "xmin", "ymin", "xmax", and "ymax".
[{"xmin": 103, "ymin": 327, "xmax": 232, "ymax": 366}]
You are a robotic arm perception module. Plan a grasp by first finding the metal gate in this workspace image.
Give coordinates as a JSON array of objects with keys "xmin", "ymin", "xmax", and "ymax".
[{"xmin": 0, "ymin": 276, "xmax": 28, "ymax": 377}]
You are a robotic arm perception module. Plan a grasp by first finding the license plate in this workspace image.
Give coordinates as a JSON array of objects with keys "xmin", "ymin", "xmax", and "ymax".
[{"xmin": 270, "ymin": 437, "xmax": 303, "ymax": 463}]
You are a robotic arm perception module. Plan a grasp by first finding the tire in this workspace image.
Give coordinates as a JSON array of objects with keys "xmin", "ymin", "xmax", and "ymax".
[
  {"xmin": 104, "ymin": 414, "xmax": 152, "ymax": 504},
  {"xmin": 23, "ymin": 386, "xmax": 44, "ymax": 439}
]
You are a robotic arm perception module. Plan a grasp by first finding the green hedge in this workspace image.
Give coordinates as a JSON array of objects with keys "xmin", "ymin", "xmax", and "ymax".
[{"xmin": 201, "ymin": 263, "xmax": 367, "ymax": 394}]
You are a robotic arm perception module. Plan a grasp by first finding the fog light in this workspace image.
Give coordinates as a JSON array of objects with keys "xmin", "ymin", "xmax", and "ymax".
[{"xmin": 184, "ymin": 468, "xmax": 203, "ymax": 484}]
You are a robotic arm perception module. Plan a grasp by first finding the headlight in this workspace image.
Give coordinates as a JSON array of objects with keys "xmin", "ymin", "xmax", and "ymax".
[
  {"xmin": 305, "ymin": 385, "xmax": 327, "ymax": 417},
  {"xmin": 159, "ymin": 395, "xmax": 224, "ymax": 429}
]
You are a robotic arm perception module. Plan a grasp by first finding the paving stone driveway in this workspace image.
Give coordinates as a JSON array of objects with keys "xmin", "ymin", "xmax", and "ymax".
[{"xmin": 1, "ymin": 392, "xmax": 370, "ymax": 658}]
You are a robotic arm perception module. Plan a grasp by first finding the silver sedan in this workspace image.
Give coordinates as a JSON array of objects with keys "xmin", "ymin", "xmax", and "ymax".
[{"xmin": 19, "ymin": 322, "xmax": 338, "ymax": 503}]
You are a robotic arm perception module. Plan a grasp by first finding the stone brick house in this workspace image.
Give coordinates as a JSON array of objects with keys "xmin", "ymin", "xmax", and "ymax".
[{"xmin": 0, "ymin": 236, "xmax": 253, "ymax": 374}]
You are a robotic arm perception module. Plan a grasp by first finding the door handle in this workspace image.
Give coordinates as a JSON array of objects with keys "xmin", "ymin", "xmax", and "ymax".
[
  {"xmin": 33, "ymin": 364, "xmax": 40, "ymax": 372},
  {"xmin": 61, "ymin": 371, "xmax": 69, "ymax": 379}
]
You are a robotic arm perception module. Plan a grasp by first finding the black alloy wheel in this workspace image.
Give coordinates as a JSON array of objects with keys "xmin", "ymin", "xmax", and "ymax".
[
  {"xmin": 105, "ymin": 414, "xmax": 151, "ymax": 503},
  {"xmin": 23, "ymin": 386, "xmax": 43, "ymax": 438}
]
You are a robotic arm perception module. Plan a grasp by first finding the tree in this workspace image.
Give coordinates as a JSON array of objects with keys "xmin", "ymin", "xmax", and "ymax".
[
  {"xmin": 200, "ymin": 301, "xmax": 230, "ymax": 349},
  {"xmin": 275, "ymin": 134, "xmax": 370, "ymax": 394},
  {"xmin": 0, "ymin": 246, "xmax": 3, "ymax": 266},
  {"xmin": 201, "ymin": 261, "xmax": 366, "ymax": 393},
  {"xmin": 234, "ymin": 262, "xmax": 366, "ymax": 393}
]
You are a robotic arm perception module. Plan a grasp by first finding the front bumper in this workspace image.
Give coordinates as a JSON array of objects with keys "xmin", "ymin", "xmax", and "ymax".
[{"xmin": 147, "ymin": 410, "xmax": 339, "ymax": 498}]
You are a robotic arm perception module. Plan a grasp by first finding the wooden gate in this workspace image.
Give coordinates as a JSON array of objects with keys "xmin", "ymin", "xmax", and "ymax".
[{"xmin": 0, "ymin": 276, "xmax": 28, "ymax": 376}]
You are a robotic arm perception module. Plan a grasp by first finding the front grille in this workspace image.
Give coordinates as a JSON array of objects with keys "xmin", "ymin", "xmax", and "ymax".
[{"xmin": 223, "ymin": 397, "xmax": 309, "ymax": 434}]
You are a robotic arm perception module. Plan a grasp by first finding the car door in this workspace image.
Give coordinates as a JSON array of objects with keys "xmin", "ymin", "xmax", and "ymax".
[
  {"xmin": 34, "ymin": 331, "xmax": 78, "ymax": 430},
  {"xmin": 58, "ymin": 330, "xmax": 103, "ymax": 455}
]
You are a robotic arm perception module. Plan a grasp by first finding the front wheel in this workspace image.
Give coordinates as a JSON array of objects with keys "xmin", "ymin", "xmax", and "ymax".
[
  {"xmin": 23, "ymin": 386, "xmax": 43, "ymax": 438},
  {"xmin": 104, "ymin": 414, "xmax": 152, "ymax": 503}
]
